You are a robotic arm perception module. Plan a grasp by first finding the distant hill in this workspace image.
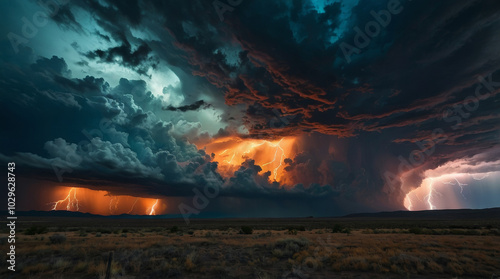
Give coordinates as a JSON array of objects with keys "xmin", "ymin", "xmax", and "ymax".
[
  {"xmin": 343, "ymin": 207, "xmax": 500, "ymax": 220},
  {"xmin": 0, "ymin": 210, "xmax": 185, "ymax": 219},
  {"xmin": 1, "ymin": 207, "xmax": 499, "ymax": 220}
]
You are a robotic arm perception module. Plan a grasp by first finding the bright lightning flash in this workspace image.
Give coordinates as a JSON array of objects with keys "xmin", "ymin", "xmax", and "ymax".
[
  {"xmin": 404, "ymin": 172, "xmax": 491, "ymax": 211},
  {"xmin": 50, "ymin": 187, "xmax": 80, "ymax": 211},
  {"xmin": 260, "ymin": 138, "xmax": 286, "ymax": 180},
  {"xmin": 148, "ymin": 199, "xmax": 159, "ymax": 215},
  {"xmin": 423, "ymin": 178, "xmax": 438, "ymax": 210}
]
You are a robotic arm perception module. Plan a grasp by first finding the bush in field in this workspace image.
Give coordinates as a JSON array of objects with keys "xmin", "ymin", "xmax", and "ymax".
[
  {"xmin": 332, "ymin": 224, "xmax": 344, "ymax": 233},
  {"xmin": 286, "ymin": 226, "xmax": 306, "ymax": 232},
  {"xmin": 489, "ymin": 228, "xmax": 500, "ymax": 236},
  {"xmin": 274, "ymin": 238, "xmax": 310, "ymax": 256},
  {"xmin": 49, "ymin": 234, "xmax": 66, "ymax": 244},
  {"xmin": 272, "ymin": 248, "xmax": 284, "ymax": 258},
  {"xmin": 99, "ymin": 228, "xmax": 112, "ymax": 234},
  {"xmin": 240, "ymin": 226, "xmax": 253, "ymax": 234},
  {"xmin": 409, "ymin": 227, "xmax": 423, "ymax": 234},
  {"xmin": 170, "ymin": 226, "xmax": 180, "ymax": 233},
  {"xmin": 342, "ymin": 227, "xmax": 352, "ymax": 234},
  {"xmin": 25, "ymin": 226, "xmax": 48, "ymax": 235}
]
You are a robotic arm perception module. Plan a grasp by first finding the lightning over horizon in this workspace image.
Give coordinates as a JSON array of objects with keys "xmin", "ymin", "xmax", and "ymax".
[
  {"xmin": 404, "ymin": 172, "xmax": 498, "ymax": 211},
  {"xmin": 49, "ymin": 188, "xmax": 80, "ymax": 211}
]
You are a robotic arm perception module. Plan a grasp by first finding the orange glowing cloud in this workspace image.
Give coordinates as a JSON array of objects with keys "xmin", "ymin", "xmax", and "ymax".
[{"xmin": 199, "ymin": 136, "xmax": 297, "ymax": 183}]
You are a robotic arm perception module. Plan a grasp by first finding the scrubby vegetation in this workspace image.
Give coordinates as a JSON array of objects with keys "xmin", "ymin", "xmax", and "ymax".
[
  {"xmin": 170, "ymin": 226, "xmax": 180, "ymax": 233},
  {"xmin": 25, "ymin": 226, "xmax": 48, "ymax": 235},
  {"xmin": 240, "ymin": 226, "xmax": 253, "ymax": 234},
  {"xmin": 1, "ymin": 216, "xmax": 499, "ymax": 278},
  {"xmin": 48, "ymin": 234, "xmax": 66, "ymax": 244}
]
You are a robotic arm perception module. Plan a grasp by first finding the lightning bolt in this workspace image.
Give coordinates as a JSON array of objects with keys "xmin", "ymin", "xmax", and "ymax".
[
  {"xmin": 407, "ymin": 192, "xmax": 414, "ymax": 211},
  {"xmin": 243, "ymin": 142, "xmax": 266, "ymax": 154},
  {"xmin": 109, "ymin": 197, "xmax": 119, "ymax": 214},
  {"xmin": 227, "ymin": 152, "xmax": 236, "ymax": 164},
  {"xmin": 50, "ymin": 187, "xmax": 79, "ymax": 211},
  {"xmin": 148, "ymin": 199, "xmax": 159, "ymax": 215},
  {"xmin": 127, "ymin": 198, "xmax": 139, "ymax": 214},
  {"xmin": 220, "ymin": 149, "xmax": 237, "ymax": 164},
  {"xmin": 424, "ymin": 178, "xmax": 437, "ymax": 210},
  {"xmin": 443, "ymin": 177, "xmax": 468, "ymax": 199},
  {"xmin": 261, "ymin": 138, "xmax": 286, "ymax": 180},
  {"xmin": 273, "ymin": 140, "xmax": 286, "ymax": 180},
  {"xmin": 472, "ymin": 173, "xmax": 489, "ymax": 180}
]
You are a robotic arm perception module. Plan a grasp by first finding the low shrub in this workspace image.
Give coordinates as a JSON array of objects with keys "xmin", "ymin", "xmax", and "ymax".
[
  {"xmin": 409, "ymin": 227, "xmax": 423, "ymax": 234},
  {"xmin": 170, "ymin": 226, "xmax": 180, "ymax": 233},
  {"xmin": 274, "ymin": 238, "xmax": 310, "ymax": 256},
  {"xmin": 49, "ymin": 234, "xmax": 66, "ymax": 244},
  {"xmin": 25, "ymin": 226, "xmax": 48, "ymax": 235},
  {"xmin": 286, "ymin": 226, "xmax": 306, "ymax": 231},
  {"xmin": 342, "ymin": 227, "xmax": 352, "ymax": 235},
  {"xmin": 332, "ymin": 224, "xmax": 344, "ymax": 233},
  {"xmin": 240, "ymin": 226, "xmax": 253, "ymax": 234}
]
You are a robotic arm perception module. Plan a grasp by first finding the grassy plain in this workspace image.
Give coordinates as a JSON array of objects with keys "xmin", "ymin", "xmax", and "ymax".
[{"xmin": 1, "ymin": 213, "xmax": 499, "ymax": 278}]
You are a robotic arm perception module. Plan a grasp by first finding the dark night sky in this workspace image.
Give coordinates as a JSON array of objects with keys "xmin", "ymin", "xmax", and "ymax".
[{"xmin": 1, "ymin": 0, "xmax": 499, "ymax": 217}]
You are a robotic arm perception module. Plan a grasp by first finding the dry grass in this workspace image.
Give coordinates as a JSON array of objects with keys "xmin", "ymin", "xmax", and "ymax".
[{"xmin": 1, "ymin": 227, "xmax": 499, "ymax": 278}]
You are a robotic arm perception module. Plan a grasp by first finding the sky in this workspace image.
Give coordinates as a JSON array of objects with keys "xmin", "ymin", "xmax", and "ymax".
[{"xmin": 1, "ymin": 0, "xmax": 499, "ymax": 217}]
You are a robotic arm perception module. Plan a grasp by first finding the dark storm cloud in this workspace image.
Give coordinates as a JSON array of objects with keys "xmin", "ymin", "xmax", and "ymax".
[
  {"xmin": 51, "ymin": 5, "xmax": 84, "ymax": 32},
  {"xmin": 0, "ymin": 51, "xmax": 218, "ymax": 196},
  {"xmin": 31, "ymin": 56, "xmax": 71, "ymax": 76},
  {"xmin": 130, "ymin": 0, "xmax": 500, "ymax": 143},
  {"xmin": 135, "ymin": 0, "xmax": 500, "ymax": 199},
  {"xmin": 163, "ymin": 100, "xmax": 212, "ymax": 112},
  {"xmin": 84, "ymin": 0, "xmax": 143, "ymax": 27},
  {"xmin": 85, "ymin": 41, "xmax": 158, "ymax": 75}
]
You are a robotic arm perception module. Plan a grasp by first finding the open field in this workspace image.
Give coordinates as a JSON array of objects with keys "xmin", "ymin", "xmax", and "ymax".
[{"xmin": 1, "ymin": 210, "xmax": 500, "ymax": 278}]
